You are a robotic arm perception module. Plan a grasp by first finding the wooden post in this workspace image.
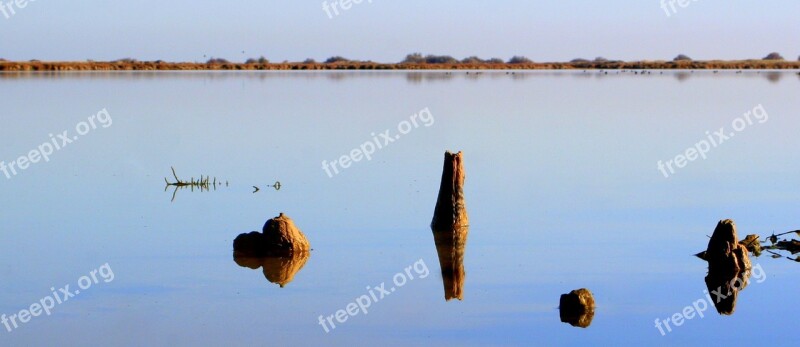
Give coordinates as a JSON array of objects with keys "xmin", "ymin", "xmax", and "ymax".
[
  {"xmin": 431, "ymin": 151, "xmax": 469, "ymax": 301},
  {"xmin": 431, "ymin": 151, "xmax": 469, "ymax": 230}
]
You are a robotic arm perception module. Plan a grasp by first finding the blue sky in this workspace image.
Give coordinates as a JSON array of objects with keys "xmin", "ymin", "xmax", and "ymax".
[{"xmin": 0, "ymin": 1, "xmax": 797, "ymax": 62}]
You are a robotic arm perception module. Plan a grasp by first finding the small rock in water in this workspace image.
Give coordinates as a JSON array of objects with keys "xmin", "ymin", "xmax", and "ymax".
[
  {"xmin": 234, "ymin": 213, "xmax": 311, "ymax": 257},
  {"xmin": 559, "ymin": 288, "xmax": 595, "ymax": 328}
]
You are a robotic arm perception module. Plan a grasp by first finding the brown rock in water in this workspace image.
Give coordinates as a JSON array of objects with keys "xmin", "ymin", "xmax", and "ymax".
[
  {"xmin": 705, "ymin": 219, "xmax": 751, "ymax": 274},
  {"xmin": 704, "ymin": 219, "xmax": 752, "ymax": 315},
  {"xmin": 262, "ymin": 213, "xmax": 311, "ymax": 253},
  {"xmin": 233, "ymin": 213, "xmax": 311, "ymax": 257},
  {"xmin": 431, "ymin": 151, "xmax": 469, "ymax": 301},
  {"xmin": 559, "ymin": 288, "xmax": 595, "ymax": 328},
  {"xmin": 234, "ymin": 251, "xmax": 310, "ymax": 288}
]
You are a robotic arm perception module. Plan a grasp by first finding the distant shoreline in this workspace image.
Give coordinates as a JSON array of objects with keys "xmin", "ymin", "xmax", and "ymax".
[{"xmin": 1, "ymin": 60, "xmax": 799, "ymax": 72}]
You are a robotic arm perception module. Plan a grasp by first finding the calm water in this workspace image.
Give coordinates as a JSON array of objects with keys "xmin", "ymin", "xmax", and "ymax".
[{"xmin": 1, "ymin": 70, "xmax": 799, "ymax": 346}]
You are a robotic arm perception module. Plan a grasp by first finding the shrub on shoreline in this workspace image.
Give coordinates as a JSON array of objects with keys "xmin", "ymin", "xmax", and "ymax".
[
  {"xmin": 461, "ymin": 56, "xmax": 485, "ymax": 64},
  {"xmin": 401, "ymin": 53, "xmax": 425, "ymax": 64},
  {"xmin": 507, "ymin": 56, "xmax": 533, "ymax": 64},
  {"xmin": 324, "ymin": 56, "xmax": 349, "ymax": 64},
  {"xmin": 401, "ymin": 53, "xmax": 462, "ymax": 64},
  {"xmin": 206, "ymin": 57, "xmax": 230, "ymax": 64},
  {"xmin": 423, "ymin": 55, "xmax": 458, "ymax": 64},
  {"xmin": 245, "ymin": 56, "xmax": 269, "ymax": 64},
  {"xmin": 673, "ymin": 54, "xmax": 692, "ymax": 61}
]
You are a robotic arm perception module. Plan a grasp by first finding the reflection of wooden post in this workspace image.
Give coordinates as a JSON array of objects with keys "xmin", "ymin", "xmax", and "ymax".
[
  {"xmin": 431, "ymin": 151, "xmax": 469, "ymax": 301},
  {"xmin": 432, "ymin": 226, "xmax": 468, "ymax": 300}
]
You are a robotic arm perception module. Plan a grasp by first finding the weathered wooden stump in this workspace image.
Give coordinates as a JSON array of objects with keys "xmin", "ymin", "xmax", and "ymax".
[
  {"xmin": 431, "ymin": 151, "xmax": 469, "ymax": 230},
  {"xmin": 559, "ymin": 288, "xmax": 596, "ymax": 328},
  {"xmin": 704, "ymin": 219, "xmax": 751, "ymax": 314},
  {"xmin": 431, "ymin": 151, "xmax": 469, "ymax": 301}
]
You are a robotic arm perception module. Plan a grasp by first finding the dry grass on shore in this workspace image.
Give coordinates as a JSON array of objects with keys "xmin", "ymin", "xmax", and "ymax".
[{"xmin": 1, "ymin": 59, "xmax": 799, "ymax": 72}]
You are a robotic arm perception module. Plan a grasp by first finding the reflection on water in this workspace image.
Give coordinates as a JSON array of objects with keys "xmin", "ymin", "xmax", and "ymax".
[
  {"xmin": 3, "ymin": 70, "xmax": 800, "ymax": 345},
  {"xmin": 432, "ymin": 225, "xmax": 468, "ymax": 301},
  {"xmin": 705, "ymin": 262, "xmax": 750, "ymax": 315},
  {"xmin": 3, "ymin": 70, "xmax": 795, "ymax": 84},
  {"xmin": 233, "ymin": 252, "xmax": 310, "ymax": 288},
  {"xmin": 163, "ymin": 167, "xmax": 228, "ymax": 202}
]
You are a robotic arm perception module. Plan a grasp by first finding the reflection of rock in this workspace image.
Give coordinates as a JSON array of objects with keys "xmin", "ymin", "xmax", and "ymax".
[
  {"xmin": 705, "ymin": 266, "xmax": 750, "ymax": 315},
  {"xmin": 559, "ymin": 289, "xmax": 595, "ymax": 328},
  {"xmin": 704, "ymin": 219, "xmax": 752, "ymax": 315},
  {"xmin": 233, "ymin": 213, "xmax": 311, "ymax": 257},
  {"xmin": 431, "ymin": 151, "xmax": 469, "ymax": 301},
  {"xmin": 233, "ymin": 251, "xmax": 310, "ymax": 288}
]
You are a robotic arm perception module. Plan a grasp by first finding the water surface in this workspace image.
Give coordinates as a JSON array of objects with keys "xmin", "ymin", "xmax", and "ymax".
[{"xmin": 1, "ymin": 70, "xmax": 799, "ymax": 346}]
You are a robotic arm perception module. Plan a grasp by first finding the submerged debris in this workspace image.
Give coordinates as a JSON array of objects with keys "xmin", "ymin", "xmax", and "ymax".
[
  {"xmin": 696, "ymin": 225, "xmax": 800, "ymax": 263},
  {"xmin": 252, "ymin": 181, "xmax": 282, "ymax": 194},
  {"xmin": 164, "ymin": 167, "xmax": 281, "ymax": 200},
  {"xmin": 164, "ymin": 167, "xmax": 225, "ymax": 202}
]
